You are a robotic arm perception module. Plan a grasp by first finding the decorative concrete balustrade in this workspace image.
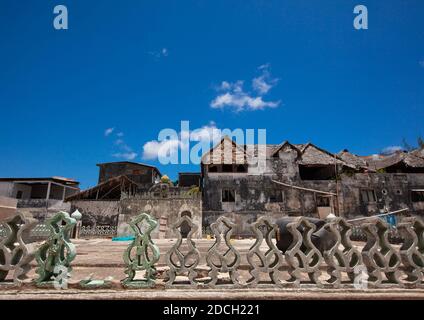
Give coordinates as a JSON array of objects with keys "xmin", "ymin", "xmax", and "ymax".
[
  {"xmin": 0, "ymin": 212, "xmax": 36, "ymax": 286},
  {"xmin": 1, "ymin": 211, "xmax": 424, "ymax": 289}
]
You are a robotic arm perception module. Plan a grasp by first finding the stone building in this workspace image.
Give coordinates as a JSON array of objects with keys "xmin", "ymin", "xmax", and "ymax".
[
  {"xmin": 201, "ymin": 137, "xmax": 424, "ymax": 236},
  {"xmin": 0, "ymin": 177, "xmax": 80, "ymax": 221},
  {"xmin": 62, "ymin": 137, "xmax": 424, "ymax": 238},
  {"xmin": 67, "ymin": 161, "xmax": 202, "ymax": 238}
]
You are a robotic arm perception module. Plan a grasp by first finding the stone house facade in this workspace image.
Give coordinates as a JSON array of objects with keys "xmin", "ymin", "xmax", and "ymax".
[{"xmin": 201, "ymin": 137, "xmax": 424, "ymax": 236}]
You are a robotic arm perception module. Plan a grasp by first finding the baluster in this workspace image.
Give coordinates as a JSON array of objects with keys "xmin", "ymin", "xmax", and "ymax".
[
  {"xmin": 398, "ymin": 217, "xmax": 424, "ymax": 288},
  {"xmin": 246, "ymin": 217, "xmax": 284, "ymax": 287},
  {"xmin": 361, "ymin": 218, "xmax": 401, "ymax": 288},
  {"xmin": 321, "ymin": 218, "xmax": 362, "ymax": 288},
  {"xmin": 122, "ymin": 213, "xmax": 160, "ymax": 288},
  {"xmin": 35, "ymin": 211, "xmax": 76, "ymax": 288},
  {"xmin": 285, "ymin": 217, "xmax": 323, "ymax": 287},
  {"xmin": 0, "ymin": 212, "xmax": 37, "ymax": 286},
  {"xmin": 165, "ymin": 215, "xmax": 200, "ymax": 287},
  {"xmin": 204, "ymin": 216, "xmax": 242, "ymax": 288}
]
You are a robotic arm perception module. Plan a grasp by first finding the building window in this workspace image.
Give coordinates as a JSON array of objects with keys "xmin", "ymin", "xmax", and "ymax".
[
  {"xmin": 411, "ymin": 190, "xmax": 424, "ymax": 203},
  {"xmin": 222, "ymin": 189, "xmax": 235, "ymax": 202},
  {"xmin": 236, "ymin": 164, "xmax": 248, "ymax": 173},
  {"xmin": 299, "ymin": 165, "xmax": 336, "ymax": 180},
  {"xmin": 16, "ymin": 191, "xmax": 23, "ymax": 199},
  {"xmin": 316, "ymin": 195, "xmax": 331, "ymax": 207},
  {"xmin": 222, "ymin": 165, "xmax": 233, "ymax": 173},
  {"xmin": 208, "ymin": 165, "xmax": 218, "ymax": 173},
  {"xmin": 361, "ymin": 189, "xmax": 377, "ymax": 203},
  {"xmin": 269, "ymin": 190, "xmax": 283, "ymax": 203}
]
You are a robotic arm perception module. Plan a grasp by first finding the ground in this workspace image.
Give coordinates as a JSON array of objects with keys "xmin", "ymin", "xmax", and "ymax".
[{"xmin": 0, "ymin": 239, "xmax": 424, "ymax": 300}]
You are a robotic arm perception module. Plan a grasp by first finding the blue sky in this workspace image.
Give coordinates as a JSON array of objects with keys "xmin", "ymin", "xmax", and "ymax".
[{"xmin": 0, "ymin": 0, "xmax": 423, "ymax": 188}]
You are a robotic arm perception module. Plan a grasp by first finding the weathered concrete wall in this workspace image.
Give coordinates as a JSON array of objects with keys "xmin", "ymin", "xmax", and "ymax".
[
  {"xmin": 15, "ymin": 199, "xmax": 71, "ymax": 221},
  {"xmin": 339, "ymin": 173, "xmax": 424, "ymax": 219},
  {"xmin": 0, "ymin": 182, "xmax": 14, "ymax": 198},
  {"xmin": 70, "ymin": 200, "xmax": 120, "ymax": 227},
  {"xmin": 118, "ymin": 195, "xmax": 202, "ymax": 239},
  {"xmin": 202, "ymin": 149, "xmax": 424, "ymax": 235}
]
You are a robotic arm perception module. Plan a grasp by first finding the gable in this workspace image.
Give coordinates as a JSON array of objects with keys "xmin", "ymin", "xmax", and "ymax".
[{"xmin": 201, "ymin": 136, "xmax": 248, "ymax": 165}]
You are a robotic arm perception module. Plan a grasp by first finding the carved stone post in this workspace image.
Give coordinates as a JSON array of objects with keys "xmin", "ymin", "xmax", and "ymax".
[
  {"xmin": 122, "ymin": 213, "xmax": 160, "ymax": 288},
  {"xmin": 246, "ymin": 216, "xmax": 284, "ymax": 287},
  {"xmin": 285, "ymin": 217, "xmax": 323, "ymax": 287},
  {"xmin": 0, "ymin": 212, "xmax": 37, "ymax": 286},
  {"xmin": 321, "ymin": 218, "xmax": 362, "ymax": 288},
  {"xmin": 35, "ymin": 211, "xmax": 77, "ymax": 288},
  {"xmin": 398, "ymin": 217, "xmax": 424, "ymax": 288},
  {"xmin": 204, "ymin": 216, "xmax": 242, "ymax": 288},
  {"xmin": 361, "ymin": 218, "xmax": 401, "ymax": 288},
  {"xmin": 165, "ymin": 215, "xmax": 200, "ymax": 287}
]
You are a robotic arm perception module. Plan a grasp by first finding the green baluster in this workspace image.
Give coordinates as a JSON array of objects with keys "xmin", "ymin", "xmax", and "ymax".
[
  {"xmin": 122, "ymin": 213, "xmax": 160, "ymax": 288},
  {"xmin": 34, "ymin": 211, "xmax": 76, "ymax": 288}
]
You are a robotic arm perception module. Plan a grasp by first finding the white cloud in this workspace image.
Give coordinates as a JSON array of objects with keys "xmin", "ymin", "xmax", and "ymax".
[
  {"xmin": 104, "ymin": 127, "xmax": 114, "ymax": 136},
  {"xmin": 143, "ymin": 139, "xmax": 181, "ymax": 160},
  {"xmin": 105, "ymin": 129, "xmax": 138, "ymax": 161},
  {"xmin": 252, "ymin": 77, "xmax": 272, "ymax": 95},
  {"xmin": 190, "ymin": 122, "xmax": 222, "ymax": 143},
  {"xmin": 148, "ymin": 48, "xmax": 169, "ymax": 59},
  {"xmin": 419, "ymin": 60, "xmax": 424, "ymax": 68},
  {"xmin": 381, "ymin": 146, "xmax": 403, "ymax": 155},
  {"xmin": 210, "ymin": 64, "xmax": 280, "ymax": 112},
  {"xmin": 211, "ymin": 91, "xmax": 280, "ymax": 111},
  {"xmin": 252, "ymin": 64, "xmax": 279, "ymax": 94},
  {"xmin": 142, "ymin": 123, "xmax": 221, "ymax": 160},
  {"xmin": 112, "ymin": 152, "xmax": 138, "ymax": 161}
]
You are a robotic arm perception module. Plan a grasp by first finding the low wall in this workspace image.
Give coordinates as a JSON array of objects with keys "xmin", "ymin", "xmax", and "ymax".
[
  {"xmin": 70, "ymin": 200, "xmax": 120, "ymax": 227},
  {"xmin": 118, "ymin": 197, "xmax": 202, "ymax": 238}
]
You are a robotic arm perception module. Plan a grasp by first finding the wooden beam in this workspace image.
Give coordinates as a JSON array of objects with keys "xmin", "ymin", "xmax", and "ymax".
[{"xmin": 271, "ymin": 179, "xmax": 337, "ymax": 196}]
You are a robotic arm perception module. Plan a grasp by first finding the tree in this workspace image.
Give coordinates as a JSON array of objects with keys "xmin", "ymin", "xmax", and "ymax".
[
  {"xmin": 418, "ymin": 136, "xmax": 424, "ymax": 149},
  {"xmin": 402, "ymin": 138, "xmax": 413, "ymax": 152}
]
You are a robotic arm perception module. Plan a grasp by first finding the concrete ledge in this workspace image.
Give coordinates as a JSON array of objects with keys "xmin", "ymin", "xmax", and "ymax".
[{"xmin": 1, "ymin": 288, "xmax": 424, "ymax": 300}]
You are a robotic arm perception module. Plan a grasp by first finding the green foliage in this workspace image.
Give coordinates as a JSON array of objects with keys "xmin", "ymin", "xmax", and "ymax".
[
  {"xmin": 160, "ymin": 175, "xmax": 172, "ymax": 185},
  {"xmin": 418, "ymin": 136, "xmax": 424, "ymax": 149},
  {"xmin": 187, "ymin": 186, "xmax": 200, "ymax": 195}
]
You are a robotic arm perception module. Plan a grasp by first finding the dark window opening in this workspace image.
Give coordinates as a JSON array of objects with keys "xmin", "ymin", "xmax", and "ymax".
[
  {"xmin": 361, "ymin": 189, "xmax": 377, "ymax": 203},
  {"xmin": 222, "ymin": 164, "xmax": 233, "ymax": 173},
  {"xmin": 180, "ymin": 211, "xmax": 192, "ymax": 238},
  {"xmin": 236, "ymin": 164, "xmax": 248, "ymax": 173},
  {"xmin": 16, "ymin": 191, "xmax": 23, "ymax": 199},
  {"xmin": 30, "ymin": 184, "xmax": 48, "ymax": 199},
  {"xmin": 222, "ymin": 189, "xmax": 235, "ymax": 202},
  {"xmin": 208, "ymin": 165, "xmax": 218, "ymax": 173},
  {"xmin": 269, "ymin": 190, "xmax": 283, "ymax": 203},
  {"xmin": 316, "ymin": 196, "xmax": 331, "ymax": 207},
  {"xmin": 385, "ymin": 164, "xmax": 424, "ymax": 174},
  {"xmin": 299, "ymin": 165, "xmax": 336, "ymax": 180},
  {"xmin": 411, "ymin": 191, "xmax": 424, "ymax": 203}
]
